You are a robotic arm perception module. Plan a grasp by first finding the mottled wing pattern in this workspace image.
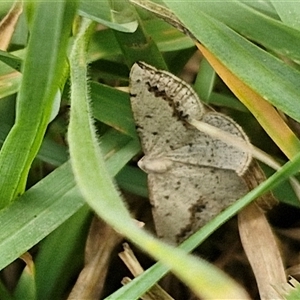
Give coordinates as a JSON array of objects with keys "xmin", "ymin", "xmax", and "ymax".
[
  {"xmin": 130, "ymin": 61, "xmax": 202, "ymax": 157},
  {"xmin": 148, "ymin": 165, "xmax": 247, "ymax": 244},
  {"xmin": 129, "ymin": 62, "xmax": 250, "ymax": 244}
]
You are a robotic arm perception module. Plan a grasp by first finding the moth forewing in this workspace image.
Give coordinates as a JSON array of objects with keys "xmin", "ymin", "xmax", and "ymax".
[{"xmin": 129, "ymin": 62, "xmax": 252, "ymax": 244}]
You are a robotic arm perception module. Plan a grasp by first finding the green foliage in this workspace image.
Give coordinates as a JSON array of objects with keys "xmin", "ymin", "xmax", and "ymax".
[{"xmin": 0, "ymin": 0, "xmax": 300, "ymax": 299}]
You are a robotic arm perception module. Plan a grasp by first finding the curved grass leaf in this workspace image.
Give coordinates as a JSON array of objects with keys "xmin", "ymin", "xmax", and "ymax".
[{"xmin": 68, "ymin": 17, "xmax": 250, "ymax": 300}]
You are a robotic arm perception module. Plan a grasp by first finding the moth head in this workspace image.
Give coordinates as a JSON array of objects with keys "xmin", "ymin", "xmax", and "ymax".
[{"xmin": 138, "ymin": 156, "xmax": 173, "ymax": 174}]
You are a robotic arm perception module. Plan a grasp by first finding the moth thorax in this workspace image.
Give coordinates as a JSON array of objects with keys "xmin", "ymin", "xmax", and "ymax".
[{"xmin": 138, "ymin": 156, "xmax": 173, "ymax": 174}]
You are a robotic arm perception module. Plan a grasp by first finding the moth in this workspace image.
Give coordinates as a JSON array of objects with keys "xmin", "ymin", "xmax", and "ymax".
[{"xmin": 129, "ymin": 62, "xmax": 251, "ymax": 244}]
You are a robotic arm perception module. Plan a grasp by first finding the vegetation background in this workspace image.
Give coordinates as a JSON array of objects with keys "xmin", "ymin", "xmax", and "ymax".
[{"xmin": 1, "ymin": 1, "xmax": 300, "ymax": 299}]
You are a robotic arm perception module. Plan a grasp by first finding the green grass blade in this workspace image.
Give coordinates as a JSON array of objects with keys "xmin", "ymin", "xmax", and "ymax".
[
  {"xmin": 0, "ymin": 280, "xmax": 14, "ymax": 300},
  {"xmin": 188, "ymin": 0, "xmax": 300, "ymax": 62},
  {"xmin": 79, "ymin": 0, "xmax": 138, "ymax": 33},
  {"xmin": 113, "ymin": 10, "xmax": 167, "ymax": 69},
  {"xmin": 88, "ymin": 19, "xmax": 194, "ymax": 63},
  {"xmin": 270, "ymin": 0, "xmax": 300, "ymax": 29},
  {"xmin": 35, "ymin": 206, "xmax": 91, "ymax": 300},
  {"xmin": 0, "ymin": 1, "xmax": 77, "ymax": 207},
  {"xmin": 90, "ymin": 82, "xmax": 137, "ymax": 137},
  {"xmin": 0, "ymin": 49, "xmax": 22, "ymax": 71},
  {"xmin": 194, "ymin": 58, "xmax": 216, "ymax": 102},
  {"xmin": 164, "ymin": 1, "xmax": 300, "ymax": 123},
  {"xmin": 68, "ymin": 17, "xmax": 137, "ymax": 233},
  {"xmin": 0, "ymin": 128, "xmax": 138, "ymax": 271},
  {"xmin": 68, "ymin": 17, "xmax": 250, "ymax": 300},
  {"xmin": 107, "ymin": 151, "xmax": 300, "ymax": 299},
  {"xmin": 116, "ymin": 165, "xmax": 148, "ymax": 198},
  {"xmin": 0, "ymin": 162, "xmax": 84, "ymax": 271}
]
